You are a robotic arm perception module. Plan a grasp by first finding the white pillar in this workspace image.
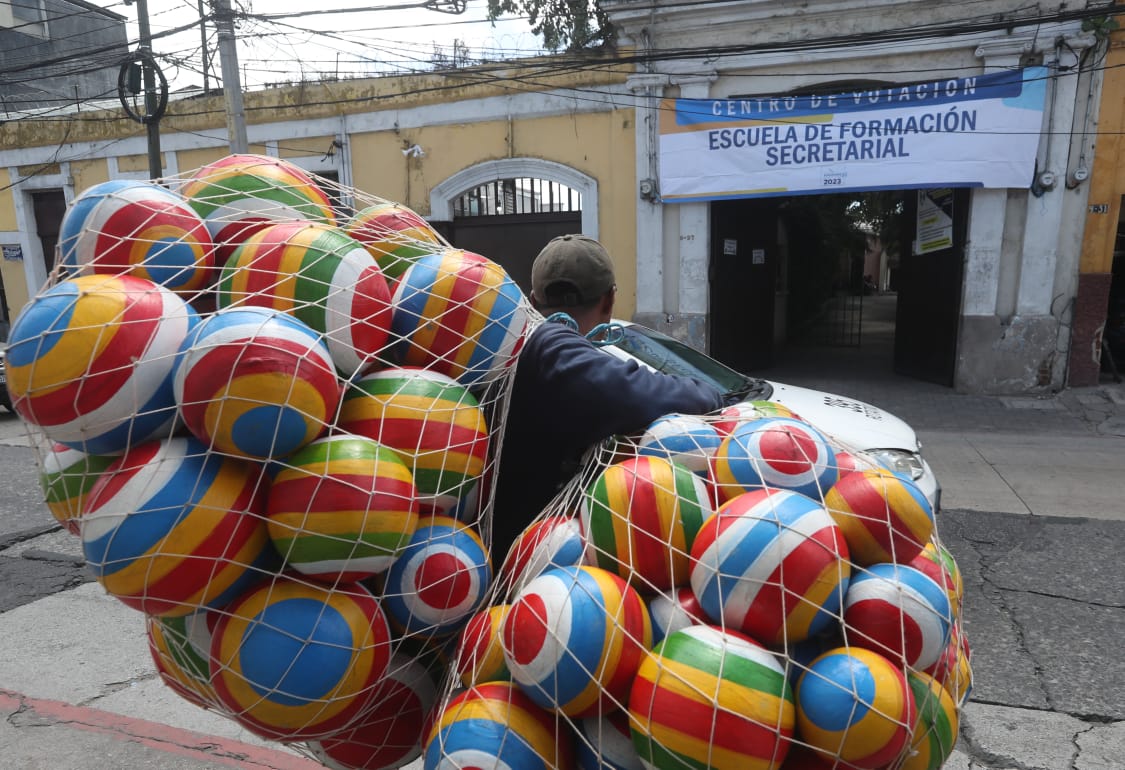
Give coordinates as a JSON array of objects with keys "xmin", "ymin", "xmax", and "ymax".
[
  {"xmin": 627, "ymin": 72, "xmax": 670, "ymax": 317},
  {"xmin": 965, "ymin": 39, "xmax": 1031, "ymax": 317},
  {"xmin": 671, "ymin": 75, "xmax": 715, "ymax": 317}
]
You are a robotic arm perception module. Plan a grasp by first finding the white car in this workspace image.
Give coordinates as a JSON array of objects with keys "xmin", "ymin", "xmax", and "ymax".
[{"xmin": 604, "ymin": 321, "xmax": 941, "ymax": 511}]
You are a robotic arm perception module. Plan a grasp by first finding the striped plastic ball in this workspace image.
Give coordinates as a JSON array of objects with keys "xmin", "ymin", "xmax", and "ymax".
[
  {"xmin": 925, "ymin": 623, "xmax": 973, "ymax": 707},
  {"xmin": 210, "ymin": 577, "xmax": 392, "ymax": 741},
  {"xmin": 307, "ymin": 651, "xmax": 440, "ymax": 770},
  {"xmin": 174, "ymin": 307, "xmax": 339, "ymax": 460},
  {"xmin": 582, "ymin": 455, "xmax": 713, "ymax": 592},
  {"xmin": 637, "ymin": 413, "xmax": 723, "ymax": 476},
  {"xmin": 502, "ymin": 565, "xmax": 652, "ymax": 718},
  {"xmin": 424, "ymin": 681, "xmax": 571, "ymax": 769},
  {"xmin": 81, "ymin": 436, "xmax": 275, "ymax": 617},
  {"xmin": 38, "ymin": 443, "xmax": 115, "ymax": 535},
  {"xmin": 844, "ymin": 562, "xmax": 953, "ymax": 671},
  {"xmin": 337, "ymin": 367, "xmax": 488, "ymax": 517},
  {"xmin": 647, "ymin": 586, "xmax": 708, "ymax": 647},
  {"xmin": 901, "ymin": 671, "xmax": 959, "ymax": 770},
  {"xmin": 575, "ymin": 710, "xmax": 644, "ymax": 770},
  {"xmin": 383, "ymin": 516, "xmax": 492, "ymax": 638},
  {"xmin": 908, "ymin": 540, "xmax": 964, "ymax": 616},
  {"xmin": 344, "ymin": 202, "xmax": 444, "ymax": 281},
  {"xmin": 5, "ymin": 275, "xmax": 197, "ymax": 454},
  {"xmin": 499, "ymin": 514, "xmax": 586, "ymax": 597},
  {"xmin": 147, "ymin": 612, "xmax": 221, "ymax": 710},
  {"xmin": 628, "ymin": 625, "xmax": 796, "ymax": 770},
  {"xmin": 217, "ymin": 221, "xmax": 392, "ymax": 376},
  {"xmin": 824, "ymin": 469, "xmax": 935, "ymax": 565},
  {"xmin": 391, "ymin": 249, "xmax": 528, "ymax": 388},
  {"xmin": 713, "ymin": 417, "xmax": 838, "ymax": 502},
  {"xmin": 454, "ymin": 604, "xmax": 512, "ymax": 687},
  {"xmin": 712, "ymin": 400, "xmax": 767, "ymax": 435},
  {"xmin": 179, "ymin": 153, "xmax": 336, "ymax": 258},
  {"xmin": 59, "ymin": 180, "xmax": 215, "ymax": 294},
  {"xmin": 796, "ymin": 646, "xmax": 916, "ymax": 769},
  {"xmin": 266, "ymin": 435, "xmax": 420, "ymax": 582},
  {"xmin": 690, "ymin": 488, "xmax": 851, "ymax": 645}
]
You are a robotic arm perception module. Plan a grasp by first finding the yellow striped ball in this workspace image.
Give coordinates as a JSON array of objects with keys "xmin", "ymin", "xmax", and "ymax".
[
  {"xmin": 824, "ymin": 469, "xmax": 935, "ymax": 566},
  {"xmin": 344, "ymin": 202, "xmax": 444, "ymax": 281},
  {"xmin": 38, "ymin": 443, "xmax": 115, "ymax": 535},
  {"xmin": 628, "ymin": 625, "xmax": 795, "ymax": 770},
  {"xmin": 337, "ymin": 367, "xmax": 488, "ymax": 517},
  {"xmin": 901, "ymin": 671, "xmax": 959, "ymax": 770},
  {"xmin": 266, "ymin": 435, "xmax": 420, "ymax": 582},
  {"xmin": 210, "ymin": 577, "xmax": 392, "ymax": 741},
  {"xmin": 796, "ymin": 646, "xmax": 915, "ymax": 768},
  {"xmin": 147, "ymin": 612, "xmax": 221, "ymax": 710}
]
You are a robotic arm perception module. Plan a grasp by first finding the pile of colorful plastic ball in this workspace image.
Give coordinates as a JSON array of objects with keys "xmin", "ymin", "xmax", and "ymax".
[{"xmin": 3, "ymin": 153, "xmax": 970, "ymax": 770}]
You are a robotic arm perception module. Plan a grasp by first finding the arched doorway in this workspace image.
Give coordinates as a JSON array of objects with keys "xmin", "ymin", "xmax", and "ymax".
[{"xmin": 429, "ymin": 159, "xmax": 597, "ymax": 293}]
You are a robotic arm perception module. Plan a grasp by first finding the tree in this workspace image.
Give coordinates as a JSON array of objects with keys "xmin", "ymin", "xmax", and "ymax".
[{"xmin": 487, "ymin": 0, "xmax": 613, "ymax": 52}]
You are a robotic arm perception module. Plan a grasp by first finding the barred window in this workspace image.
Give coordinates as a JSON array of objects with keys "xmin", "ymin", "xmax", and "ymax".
[{"xmin": 453, "ymin": 178, "xmax": 581, "ymax": 217}]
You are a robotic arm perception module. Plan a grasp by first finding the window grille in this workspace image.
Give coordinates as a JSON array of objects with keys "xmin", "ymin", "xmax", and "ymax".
[{"xmin": 453, "ymin": 178, "xmax": 581, "ymax": 218}]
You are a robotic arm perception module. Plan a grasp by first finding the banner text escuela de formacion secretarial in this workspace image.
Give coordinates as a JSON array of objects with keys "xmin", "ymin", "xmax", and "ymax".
[{"xmin": 658, "ymin": 67, "xmax": 1048, "ymax": 199}]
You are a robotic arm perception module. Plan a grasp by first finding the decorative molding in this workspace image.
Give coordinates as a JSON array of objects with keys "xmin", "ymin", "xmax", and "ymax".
[{"xmin": 429, "ymin": 158, "xmax": 599, "ymax": 238}]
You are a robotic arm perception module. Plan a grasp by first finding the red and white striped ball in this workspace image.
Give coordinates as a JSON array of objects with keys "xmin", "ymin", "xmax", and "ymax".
[
  {"xmin": 174, "ymin": 307, "xmax": 339, "ymax": 459},
  {"xmin": 629, "ymin": 625, "xmax": 796, "ymax": 770},
  {"xmin": 59, "ymin": 180, "xmax": 215, "ymax": 294},
  {"xmin": 824, "ymin": 469, "xmax": 935, "ymax": 566},
  {"xmin": 336, "ymin": 367, "xmax": 488, "ymax": 517},
  {"xmin": 690, "ymin": 488, "xmax": 851, "ymax": 646},
  {"xmin": 713, "ymin": 417, "xmax": 839, "ymax": 502},
  {"xmin": 5, "ymin": 275, "xmax": 196, "ymax": 454},
  {"xmin": 925, "ymin": 622, "xmax": 973, "ymax": 707},
  {"xmin": 382, "ymin": 516, "xmax": 492, "ymax": 638},
  {"xmin": 647, "ymin": 586, "xmax": 708, "ymax": 647},
  {"xmin": 210, "ymin": 577, "xmax": 392, "ymax": 741},
  {"xmin": 217, "ymin": 221, "xmax": 393, "ymax": 376},
  {"xmin": 81, "ymin": 436, "xmax": 274, "ymax": 616},
  {"xmin": 344, "ymin": 202, "xmax": 444, "ymax": 281},
  {"xmin": 266, "ymin": 435, "xmax": 420, "ymax": 582},
  {"xmin": 307, "ymin": 652, "xmax": 440, "ymax": 770},
  {"xmin": 499, "ymin": 515, "xmax": 586, "ymax": 596},
  {"xmin": 454, "ymin": 604, "xmax": 512, "ymax": 687},
  {"xmin": 638, "ymin": 412, "xmax": 724, "ymax": 476},
  {"xmin": 391, "ymin": 249, "xmax": 528, "ymax": 389},
  {"xmin": 582, "ymin": 455, "xmax": 713, "ymax": 592},
  {"xmin": 844, "ymin": 562, "xmax": 953, "ymax": 671},
  {"xmin": 502, "ymin": 565, "xmax": 652, "ymax": 717}
]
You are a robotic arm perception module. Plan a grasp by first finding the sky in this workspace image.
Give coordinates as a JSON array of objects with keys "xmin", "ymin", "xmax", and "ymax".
[{"xmin": 97, "ymin": 0, "xmax": 545, "ymax": 91}]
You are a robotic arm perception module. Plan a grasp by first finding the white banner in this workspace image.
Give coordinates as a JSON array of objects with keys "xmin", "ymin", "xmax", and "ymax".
[{"xmin": 659, "ymin": 67, "xmax": 1047, "ymax": 202}]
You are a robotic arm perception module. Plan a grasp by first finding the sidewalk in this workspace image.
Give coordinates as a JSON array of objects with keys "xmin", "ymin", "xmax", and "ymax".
[{"xmin": 2, "ymin": 364, "xmax": 1125, "ymax": 768}]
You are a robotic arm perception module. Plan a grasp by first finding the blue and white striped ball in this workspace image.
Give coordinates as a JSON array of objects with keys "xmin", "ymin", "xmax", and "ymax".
[
  {"xmin": 575, "ymin": 710, "xmax": 644, "ymax": 770},
  {"xmin": 383, "ymin": 516, "xmax": 492, "ymax": 638},
  {"xmin": 502, "ymin": 565, "xmax": 652, "ymax": 718},
  {"xmin": 174, "ymin": 307, "xmax": 339, "ymax": 460},
  {"xmin": 690, "ymin": 488, "xmax": 851, "ymax": 646},
  {"xmin": 59, "ymin": 180, "xmax": 215, "ymax": 294},
  {"xmin": 844, "ymin": 562, "xmax": 953, "ymax": 671},
  {"xmin": 637, "ymin": 413, "xmax": 723, "ymax": 476},
  {"xmin": 713, "ymin": 416, "xmax": 839, "ymax": 502}
]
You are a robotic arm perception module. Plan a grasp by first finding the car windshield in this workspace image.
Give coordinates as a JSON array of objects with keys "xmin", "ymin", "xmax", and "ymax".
[{"xmin": 615, "ymin": 324, "xmax": 771, "ymax": 399}]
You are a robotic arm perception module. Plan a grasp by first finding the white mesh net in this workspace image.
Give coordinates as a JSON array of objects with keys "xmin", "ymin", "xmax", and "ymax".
[{"xmin": 6, "ymin": 153, "xmax": 969, "ymax": 770}]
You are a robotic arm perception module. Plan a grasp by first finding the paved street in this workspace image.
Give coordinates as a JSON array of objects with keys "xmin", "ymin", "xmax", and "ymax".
[{"xmin": 2, "ymin": 339, "xmax": 1125, "ymax": 768}]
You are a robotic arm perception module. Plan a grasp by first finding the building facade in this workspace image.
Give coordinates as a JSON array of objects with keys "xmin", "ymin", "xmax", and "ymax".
[{"xmin": 606, "ymin": 0, "xmax": 1117, "ymax": 393}]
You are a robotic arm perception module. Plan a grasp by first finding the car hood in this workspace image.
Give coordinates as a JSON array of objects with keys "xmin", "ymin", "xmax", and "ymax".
[{"xmin": 762, "ymin": 380, "xmax": 920, "ymax": 453}]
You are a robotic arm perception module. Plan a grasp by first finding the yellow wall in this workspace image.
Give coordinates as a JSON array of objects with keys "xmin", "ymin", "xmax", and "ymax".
[{"xmin": 1080, "ymin": 18, "xmax": 1125, "ymax": 274}]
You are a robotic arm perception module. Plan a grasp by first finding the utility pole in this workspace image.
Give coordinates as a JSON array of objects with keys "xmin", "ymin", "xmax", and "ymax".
[
  {"xmin": 134, "ymin": 0, "xmax": 162, "ymax": 178},
  {"xmin": 213, "ymin": 0, "xmax": 248, "ymax": 153},
  {"xmin": 197, "ymin": 0, "xmax": 210, "ymax": 93}
]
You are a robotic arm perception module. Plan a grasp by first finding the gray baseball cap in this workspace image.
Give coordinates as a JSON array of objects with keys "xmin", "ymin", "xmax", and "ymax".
[{"xmin": 531, "ymin": 234, "xmax": 616, "ymax": 308}]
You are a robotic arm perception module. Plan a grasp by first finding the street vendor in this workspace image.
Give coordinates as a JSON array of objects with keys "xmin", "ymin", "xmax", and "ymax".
[{"xmin": 489, "ymin": 234, "xmax": 727, "ymax": 563}]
